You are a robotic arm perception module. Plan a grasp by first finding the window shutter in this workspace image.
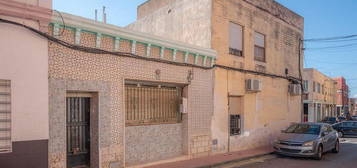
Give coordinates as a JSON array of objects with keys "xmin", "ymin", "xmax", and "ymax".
[
  {"xmin": 229, "ymin": 22, "xmax": 243, "ymax": 51},
  {"xmin": 0, "ymin": 80, "xmax": 11, "ymax": 153}
]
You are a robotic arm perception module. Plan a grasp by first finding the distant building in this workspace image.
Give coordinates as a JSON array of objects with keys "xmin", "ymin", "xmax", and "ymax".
[
  {"xmin": 349, "ymin": 98, "xmax": 357, "ymax": 116},
  {"xmin": 303, "ymin": 69, "xmax": 337, "ymax": 122},
  {"xmin": 333, "ymin": 77, "xmax": 349, "ymax": 116}
]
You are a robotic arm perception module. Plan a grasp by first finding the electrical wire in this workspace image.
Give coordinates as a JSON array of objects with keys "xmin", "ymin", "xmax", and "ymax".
[
  {"xmin": 304, "ymin": 43, "xmax": 357, "ymax": 50},
  {"xmin": 304, "ymin": 34, "xmax": 357, "ymax": 42}
]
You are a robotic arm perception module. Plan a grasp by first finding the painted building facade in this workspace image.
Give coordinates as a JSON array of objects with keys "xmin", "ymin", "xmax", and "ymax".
[
  {"xmin": 0, "ymin": 0, "xmax": 51, "ymax": 168},
  {"xmin": 333, "ymin": 77, "xmax": 349, "ymax": 116},
  {"xmin": 303, "ymin": 68, "xmax": 337, "ymax": 122},
  {"xmin": 47, "ymin": 12, "xmax": 216, "ymax": 168},
  {"xmin": 349, "ymin": 98, "xmax": 357, "ymax": 116},
  {"xmin": 128, "ymin": 0, "xmax": 304, "ymax": 156}
]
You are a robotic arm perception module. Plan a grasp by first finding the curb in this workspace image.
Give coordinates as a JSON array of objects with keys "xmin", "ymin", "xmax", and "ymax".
[{"xmin": 197, "ymin": 152, "xmax": 274, "ymax": 168}]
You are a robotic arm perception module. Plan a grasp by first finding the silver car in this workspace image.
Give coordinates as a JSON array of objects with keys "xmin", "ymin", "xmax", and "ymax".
[{"xmin": 273, "ymin": 122, "xmax": 339, "ymax": 160}]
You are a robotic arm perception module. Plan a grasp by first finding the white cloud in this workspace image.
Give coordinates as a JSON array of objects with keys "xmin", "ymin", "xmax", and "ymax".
[{"xmin": 354, "ymin": 94, "xmax": 357, "ymax": 98}]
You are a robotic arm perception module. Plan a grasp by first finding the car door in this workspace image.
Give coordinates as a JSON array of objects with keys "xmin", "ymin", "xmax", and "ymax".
[
  {"xmin": 326, "ymin": 125, "xmax": 337, "ymax": 150},
  {"xmin": 343, "ymin": 122, "xmax": 353, "ymax": 135},
  {"xmin": 321, "ymin": 125, "xmax": 330, "ymax": 152},
  {"xmin": 352, "ymin": 122, "xmax": 357, "ymax": 135}
]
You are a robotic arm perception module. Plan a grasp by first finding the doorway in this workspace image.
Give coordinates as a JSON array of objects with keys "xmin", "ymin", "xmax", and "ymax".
[{"xmin": 66, "ymin": 96, "xmax": 91, "ymax": 168}]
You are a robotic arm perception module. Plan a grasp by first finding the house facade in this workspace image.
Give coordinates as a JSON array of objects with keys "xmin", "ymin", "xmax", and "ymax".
[
  {"xmin": 128, "ymin": 0, "xmax": 304, "ymax": 155},
  {"xmin": 333, "ymin": 77, "xmax": 349, "ymax": 116},
  {"xmin": 48, "ymin": 12, "xmax": 216, "ymax": 168},
  {"xmin": 303, "ymin": 68, "xmax": 337, "ymax": 122},
  {"xmin": 0, "ymin": 0, "xmax": 51, "ymax": 167},
  {"xmin": 349, "ymin": 98, "xmax": 357, "ymax": 116}
]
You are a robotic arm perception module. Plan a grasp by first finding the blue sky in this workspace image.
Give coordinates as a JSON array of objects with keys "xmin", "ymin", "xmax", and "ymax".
[{"xmin": 54, "ymin": 0, "xmax": 357, "ymax": 97}]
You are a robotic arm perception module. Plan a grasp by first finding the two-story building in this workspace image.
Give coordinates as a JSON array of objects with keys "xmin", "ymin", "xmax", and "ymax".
[
  {"xmin": 334, "ymin": 77, "xmax": 349, "ymax": 116},
  {"xmin": 303, "ymin": 68, "xmax": 337, "ymax": 122},
  {"xmin": 127, "ymin": 0, "xmax": 304, "ymax": 156}
]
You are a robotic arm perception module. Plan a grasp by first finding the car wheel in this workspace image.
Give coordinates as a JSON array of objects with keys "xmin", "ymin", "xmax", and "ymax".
[
  {"xmin": 332, "ymin": 140, "xmax": 340, "ymax": 153},
  {"xmin": 339, "ymin": 132, "xmax": 344, "ymax": 138},
  {"xmin": 314, "ymin": 145, "xmax": 323, "ymax": 160}
]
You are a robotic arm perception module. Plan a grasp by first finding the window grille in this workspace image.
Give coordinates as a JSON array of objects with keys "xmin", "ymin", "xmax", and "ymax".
[
  {"xmin": 230, "ymin": 115, "xmax": 241, "ymax": 136},
  {"xmin": 0, "ymin": 80, "xmax": 11, "ymax": 153},
  {"xmin": 125, "ymin": 83, "xmax": 182, "ymax": 126}
]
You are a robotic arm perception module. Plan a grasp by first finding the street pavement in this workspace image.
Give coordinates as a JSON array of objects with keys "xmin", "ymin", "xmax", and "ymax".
[{"xmin": 218, "ymin": 137, "xmax": 357, "ymax": 168}]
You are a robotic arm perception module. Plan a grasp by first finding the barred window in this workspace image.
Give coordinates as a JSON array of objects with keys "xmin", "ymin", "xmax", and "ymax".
[
  {"xmin": 125, "ymin": 82, "xmax": 182, "ymax": 126},
  {"xmin": 230, "ymin": 115, "xmax": 241, "ymax": 136},
  {"xmin": 254, "ymin": 32, "xmax": 266, "ymax": 62},
  {"xmin": 0, "ymin": 80, "xmax": 11, "ymax": 153},
  {"xmin": 229, "ymin": 22, "xmax": 243, "ymax": 57}
]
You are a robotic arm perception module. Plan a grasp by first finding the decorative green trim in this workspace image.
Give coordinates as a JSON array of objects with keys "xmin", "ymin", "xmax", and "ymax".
[
  {"xmin": 160, "ymin": 47, "xmax": 165, "ymax": 59},
  {"xmin": 114, "ymin": 37, "xmax": 120, "ymax": 51},
  {"xmin": 210, "ymin": 57, "xmax": 215, "ymax": 67},
  {"xmin": 146, "ymin": 43, "xmax": 151, "ymax": 57},
  {"xmin": 75, "ymin": 28, "xmax": 81, "ymax": 45},
  {"xmin": 53, "ymin": 23, "xmax": 60, "ymax": 36},
  {"xmin": 131, "ymin": 40, "xmax": 137, "ymax": 54},
  {"xmin": 184, "ymin": 52, "xmax": 189, "ymax": 63},
  {"xmin": 203, "ymin": 56, "xmax": 207, "ymax": 66},
  {"xmin": 96, "ymin": 33, "xmax": 102, "ymax": 48},
  {"xmin": 172, "ymin": 49, "xmax": 177, "ymax": 61},
  {"xmin": 194, "ymin": 54, "xmax": 199, "ymax": 65}
]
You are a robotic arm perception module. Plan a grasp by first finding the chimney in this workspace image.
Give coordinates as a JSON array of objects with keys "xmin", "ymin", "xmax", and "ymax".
[
  {"xmin": 95, "ymin": 9, "xmax": 98, "ymax": 21},
  {"xmin": 102, "ymin": 6, "xmax": 107, "ymax": 23}
]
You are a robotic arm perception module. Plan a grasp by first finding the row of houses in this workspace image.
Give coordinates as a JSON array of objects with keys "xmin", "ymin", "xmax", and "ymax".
[
  {"xmin": 0, "ymin": 0, "xmax": 346, "ymax": 168},
  {"xmin": 302, "ymin": 69, "xmax": 351, "ymax": 122}
]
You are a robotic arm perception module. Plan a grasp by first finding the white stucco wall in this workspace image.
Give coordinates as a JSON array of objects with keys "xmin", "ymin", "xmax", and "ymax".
[
  {"xmin": 127, "ymin": 0, "xmax": 212, "ymax": 49},
  {"xmin": 0, "ymin": 16, "xmax": 49, "ymax": 141}
]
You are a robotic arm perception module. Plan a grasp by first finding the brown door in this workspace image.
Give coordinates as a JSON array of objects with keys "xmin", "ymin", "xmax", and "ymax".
[{"xmin": 66, "ymin": 97, "xmax": 90, "ymax": 168}]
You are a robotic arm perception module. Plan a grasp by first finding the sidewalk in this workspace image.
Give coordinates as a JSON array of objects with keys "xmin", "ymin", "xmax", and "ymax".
[{"xmin": 143, "ymin": 146, "xmax": 273, "ymax": 168}]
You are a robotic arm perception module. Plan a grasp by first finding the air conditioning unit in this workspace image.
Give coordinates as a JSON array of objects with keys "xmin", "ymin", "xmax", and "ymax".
[
  {"xmin": 289, "ymin": 84, "xmax": 301, "ymax": 95},
  {"xmin": 246, "ymin": 79, "xmax": 262, "ymax": 92}
]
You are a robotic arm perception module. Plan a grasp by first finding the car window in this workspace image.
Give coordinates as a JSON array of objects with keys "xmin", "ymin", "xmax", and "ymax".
[
  {"xmin": 342, "ymin": 122, "xmax": 354, "ymax": 127},
  {"xmin": 353, "ymin": 122, "xmax": 357, "ymax": 127},
  {"xmin": 326, "ymin": 125, "xmax": 333, "ymax": 132},
  {"xmin": 285, "ymin": 124, "xmax": 321, "ymax": 135},
  {"xmin": 321, "ymin": 126, "xmax": 328, "ymax": 133}
]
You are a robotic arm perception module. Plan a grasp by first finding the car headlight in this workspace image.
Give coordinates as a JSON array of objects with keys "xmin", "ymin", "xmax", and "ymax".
[{"xmin": 303, "ymin": 141, "xmax": 314, "ymax": 147}]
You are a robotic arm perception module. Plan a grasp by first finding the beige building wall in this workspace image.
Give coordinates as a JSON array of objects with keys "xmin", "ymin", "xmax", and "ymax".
[
  {"xmin": 211, "ymin": 0, "xmax": 303, "ymax": 153},
  {"xmin": 128, "ymin": 0, "xmax": 304, "ymax": 154},
  {"xmin": 303, "ymin": 68, "xmax": 337, "ymax": 122}
]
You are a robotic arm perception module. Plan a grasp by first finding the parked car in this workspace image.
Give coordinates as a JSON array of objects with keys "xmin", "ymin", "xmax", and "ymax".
[
  {"xmin": 321, "ymin": 117, "xmax": 339, "ymax": 124},
  {"xmin": 332, "ymin": 121, "xmax": 357, "ymax": 137},
  {"xmin": 351, "ymin": 116, "xmax": 357, "ymax": 121},
  {"xmin": 273, "ymin": 122, "xmax": 339, "ymax": 160},
  {"xmin": 338, "ymin": 116, "xmax": 347, "ymax": 121}
]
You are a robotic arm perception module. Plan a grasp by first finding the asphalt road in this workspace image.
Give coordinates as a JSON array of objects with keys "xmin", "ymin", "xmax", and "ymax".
[{"xmin": 220, "ymin": 137, "xmax": 357, "ymax": 168}]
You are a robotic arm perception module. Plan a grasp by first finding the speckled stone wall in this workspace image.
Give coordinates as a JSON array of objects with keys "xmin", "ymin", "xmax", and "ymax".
[{"xmin": 48, "ymin": 26, "xmax": 214, "ymax": 167}]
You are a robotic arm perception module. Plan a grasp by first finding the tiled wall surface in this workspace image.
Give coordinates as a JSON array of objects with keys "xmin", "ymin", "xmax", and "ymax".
[
  {"xmin": 48, "ymin": 26, "xmax": 214, "ymax": 167},
  {"xmin": 125, "ymin": 124, "xmax": 183, "ymax": 165}
]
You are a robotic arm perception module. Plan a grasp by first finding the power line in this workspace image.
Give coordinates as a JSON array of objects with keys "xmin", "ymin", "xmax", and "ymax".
[
  {"xmin": 304, "ymin": 34, "xmax": 357, "ymax": 42},
  {"xmin": 304, "ymin": 43, "xmax": 357, "ymax": 50}
]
